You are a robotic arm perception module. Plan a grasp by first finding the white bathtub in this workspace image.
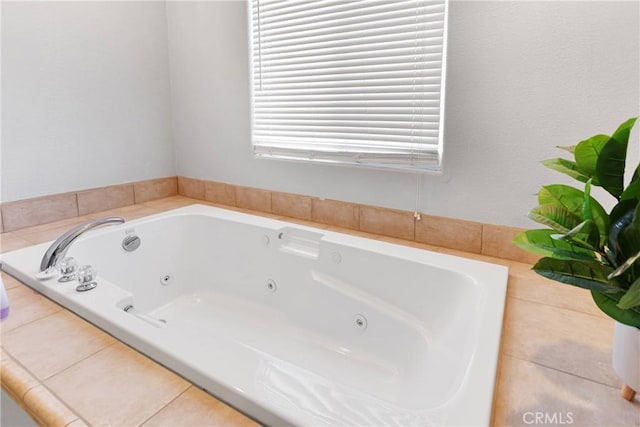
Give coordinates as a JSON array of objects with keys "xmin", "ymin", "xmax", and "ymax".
[{"xmin": 1, "ymin": 204, "xmax": 508, "ymax": 426}]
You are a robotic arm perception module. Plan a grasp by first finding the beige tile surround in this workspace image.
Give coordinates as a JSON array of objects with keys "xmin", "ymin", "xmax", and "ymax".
[
  {"xmin": 0, "ymin": 177, "xmax": 177, "ymax": 234},
  {"xmin": 1, "ymin": 195, "xmax": 638, "ymax": 426},
  {"xmin": 1, "ymin": 175, "xmax": 538, "ymax": 265}
]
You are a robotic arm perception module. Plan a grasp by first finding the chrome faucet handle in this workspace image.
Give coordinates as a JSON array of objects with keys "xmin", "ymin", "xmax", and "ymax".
[
  {"xmin": 76, "ymin": 265, "xmax": 97, "ymax": 292},
  {"xmin": 57, "ymin": 257, "xmax": 78, "ymax": 282}
]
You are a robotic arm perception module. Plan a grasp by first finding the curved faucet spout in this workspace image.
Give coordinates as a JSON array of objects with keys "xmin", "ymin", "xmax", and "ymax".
[{"xmin": 40, "ymin": 217, "xmax": 125, "ymax": 272}]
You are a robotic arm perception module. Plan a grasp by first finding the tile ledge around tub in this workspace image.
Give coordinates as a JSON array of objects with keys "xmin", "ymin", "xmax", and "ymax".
[
  {"xmin": 0, "ymin": 176, "xmax": 539, "ymax": 264},
  {"xmin": 176, "ymin": 177, "xmax": 537, "ymax": 265},
  {"xmin": 1, "ymin": 351, "xmax": 82, "ymax": 427},
  {"xmin": 0, "ymin": 177, "xmax": 178, "ymax": 233}
]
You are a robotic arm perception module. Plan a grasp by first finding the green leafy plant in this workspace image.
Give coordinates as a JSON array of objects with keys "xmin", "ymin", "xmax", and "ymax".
[{"xmin": 514, "ymin": 118, "xmax": 640, "ymax": 328}]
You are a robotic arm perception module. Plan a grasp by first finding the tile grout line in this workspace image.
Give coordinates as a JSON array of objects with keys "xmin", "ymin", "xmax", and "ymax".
[
  {"xmin": 2, "ymin": 307, "xmax": 117, "ymax": 370},
  {"xmin": 42, "ymin": 341, "xmax": 119, "ymax": 385},
  {"xmin": 3, "ymin": 347, "xmax": 85, "ymax": 426},
  {"xmin": 74, "ymin": 193, "xmax": 80, "ymax": 218},
  {"xmin": 41, "ymin": 338, "xmax": 119, "ymax": 383},
  {"xmin": 507, "ymin": 294, "xmax": 612, "ymax": 321},
  {"xmin": 3, "ymin": 303, "xmax": 120, "ymax": 384},
  {"xmin": 1, "ymin": 348, "xmax": 42, "ymax": 400},
  {"xmin": 34, "ymin": 375, "xmax": 90, "ymax": 426},
  {"xmin": 504, "ymin": 353, "xmax": 623, "ymax": 391},
  {"xmin": 136, "ymin": 385, "xmax": 193, "ymax": 427},
  {"xmin": 26, "ymin": 382, "xmax": 85, "ymax": 427},
  {"xmin": 1, "ymin": 302, "xmax": 65, "ymax": 335}
]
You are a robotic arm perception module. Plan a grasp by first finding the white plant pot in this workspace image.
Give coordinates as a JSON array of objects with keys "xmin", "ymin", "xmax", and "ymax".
[{"xmin": 612, "ymin": 321, "xmax": 640, "ymax": 400}]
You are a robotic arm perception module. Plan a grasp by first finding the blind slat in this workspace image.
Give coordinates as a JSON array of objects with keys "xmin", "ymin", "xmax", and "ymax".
[
  {"xmin": 258, "ymin": 69, "xmax": 442, "ymax": 85},
  {"xmin": 254, "ymin": 54, "xmax": 442, "ymax": 76},
  {"xmin": 249, "ymin": 0, "xmax": 448, "ymax": 172},
  {"xmin": 253, "ymin": 137, "xmax": 440, "ymax": 149},
  {"xmin": 257, "ymin": 64, "xmax": 442, "ymax": 82},
  {"xmin": 255, "ymin": 53, "xmax": 443, "ymax": 74},
  {"xmin": 255, "ymin": 113, "xmax": 441, "ymax": 121},
  {"xmin": 256, "ymin": 119, "xmax": 441, "ymax": 130},
  {"xmin": 254, "ymin": 106, "xmax": 442, "ymax": 115},
  {"xmin": 256, "ymin": 9, "xmax": 445, "ymax": 41},
  {"xmin": 257, "ymin": 86, "xmax": 440, "ymax": 96},
  {"xmin": 259, "ymin": 78, "xmax": 441, "ymax": 90},
  {"xmin": 261, "ymin": 45, "xmax": 443, "ymax": 67},
  {"xmin": 256, "ymin": 30, "xmax": 444, "ymax": 54},
  {"xmin": 254, "ymin": 130, "xmax": 438, "ymax": 144},
  {"xmin": 255, "ymin": 125, "xmax": 439, "ymax": 137}
]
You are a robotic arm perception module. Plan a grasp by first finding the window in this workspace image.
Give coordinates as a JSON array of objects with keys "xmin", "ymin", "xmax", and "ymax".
[{"xmin": 248, "ymin": 0, "xmax": 448, "ymax": 173}]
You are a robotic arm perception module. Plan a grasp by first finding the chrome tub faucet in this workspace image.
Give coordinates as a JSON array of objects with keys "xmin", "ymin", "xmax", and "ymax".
[{"xmin": 40, "ymin": 217, "xmax": 125, "ymax": 272}]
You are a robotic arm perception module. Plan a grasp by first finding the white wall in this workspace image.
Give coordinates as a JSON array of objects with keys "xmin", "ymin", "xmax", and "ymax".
[
  {"xmin": 167, "ymin": 0, "xmax": 639, "ymax": 227},
  {"xmin": 2, "ymin": 1, "xmax": 638, "ymax": 227},
  {"xmin": 1, "ymin": 1, "xmax": 175, "ymax": 202}
]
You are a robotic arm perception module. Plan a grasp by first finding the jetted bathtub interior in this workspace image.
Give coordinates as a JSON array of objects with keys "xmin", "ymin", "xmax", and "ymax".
[{"xmin": 1, "ymin": 204, "xmax": 509, "ymax": 426}]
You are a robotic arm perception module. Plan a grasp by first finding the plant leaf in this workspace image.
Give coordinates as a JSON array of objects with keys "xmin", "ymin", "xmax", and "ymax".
[
  {"xmin": 592, "ymin": 291, "xmax": 640, "ymax": 327},
  {"xmin": 574, "ymin": 135, "xmax": 608, "ymax": 183},
  {"xmin": 556, "ymin": 145, "xmax": 576, "ymax": 154},
  {"xmin": 551, "ymin": 219, "xmax": 600, "ymax": 249},
  {"xmin": 631, "ymin": 201, "xmax": 640, "ymax": 228},
  {"xmin": 528, "ymin": 204, "xmax": 582, "ymax": 234},
  {"xmin": 542, "ymin": 158, "xmax": 589, "ymax": 183},
  {"xmin": 610, "ymin": 199, "xmax": 637, "ymax": 228},
  {"xmin": 538, "ymin": 184, "xmax": 609, "ymax": 241},
  {"xmin": 513, "ymin": 229, "xmax": 596, "ymax": 260},
  {"xmin": 608, "ymin": 202, "xmax": 636, "ymax": 264},
  {"xmin": 596, "ymin": 137, "xmax": 625, "ymax": 199},
  {"xmin": 614, "ymin": 205, "xmax": 640, "ymax": 272},
  {"xmin": 620, "ymin": 226, "xmax": 640, "ymax": 255},
  {"xmin": 620, "ymin": 162, "xmax": 640, "ymax": 201},
  {"xmin": 611, "ymin": 117, "xmax": 638, "ymax": 145},
  {"xmin": 617, "ymin": 278, "xmax": 640, "ymax": 309},
  {"xmin": 620, "ymin": 180, "xmax": 640, "ymax": 201},
  {"xmin": 595, "ymin": 118, "xmax": 638, "ymax": 200},
  {"xmin": 630, "ymin": 163, "xmax": 640, "ymax": 186},
  {"xmin": 596, "ymin": 117, "xmax": 637, "ymax": 200},
  {"xmin": 583, "ymin": 179, "xmax": 593, "ymax": 221},
  {"xmin": 608, "ymin": 250, "xmax": 640, "ymax": 279},
  {"xmin": 538, "ymin": 184, "xmax": 583, "ymax": 212},
  {"xmin": 533, "ymin": 257, "xmax": 621, "ymax": 293}
]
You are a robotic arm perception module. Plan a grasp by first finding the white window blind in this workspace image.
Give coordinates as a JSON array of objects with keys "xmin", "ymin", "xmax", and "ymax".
[{"xmin": 248, "ymin": 0, "xmax": 448, "ymax": 172}]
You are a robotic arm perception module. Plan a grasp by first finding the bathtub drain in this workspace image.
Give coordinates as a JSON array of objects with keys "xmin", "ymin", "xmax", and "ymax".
[{"xmin": 122, "ymin": 235, "xmax": 141, "ymax": 252}]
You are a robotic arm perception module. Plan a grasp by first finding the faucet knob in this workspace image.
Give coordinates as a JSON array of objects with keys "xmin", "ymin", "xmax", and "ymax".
[
  {"xmin": 76, "ymin": 265, "xmax": 97, "ymax": 292},
  {"xmin": 77, "ymin": 265, "xmax": 96, "ymax": 283},
  {"xmin": 57, "ymin": 257, "xmax": 77, "ymax": 282}
]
